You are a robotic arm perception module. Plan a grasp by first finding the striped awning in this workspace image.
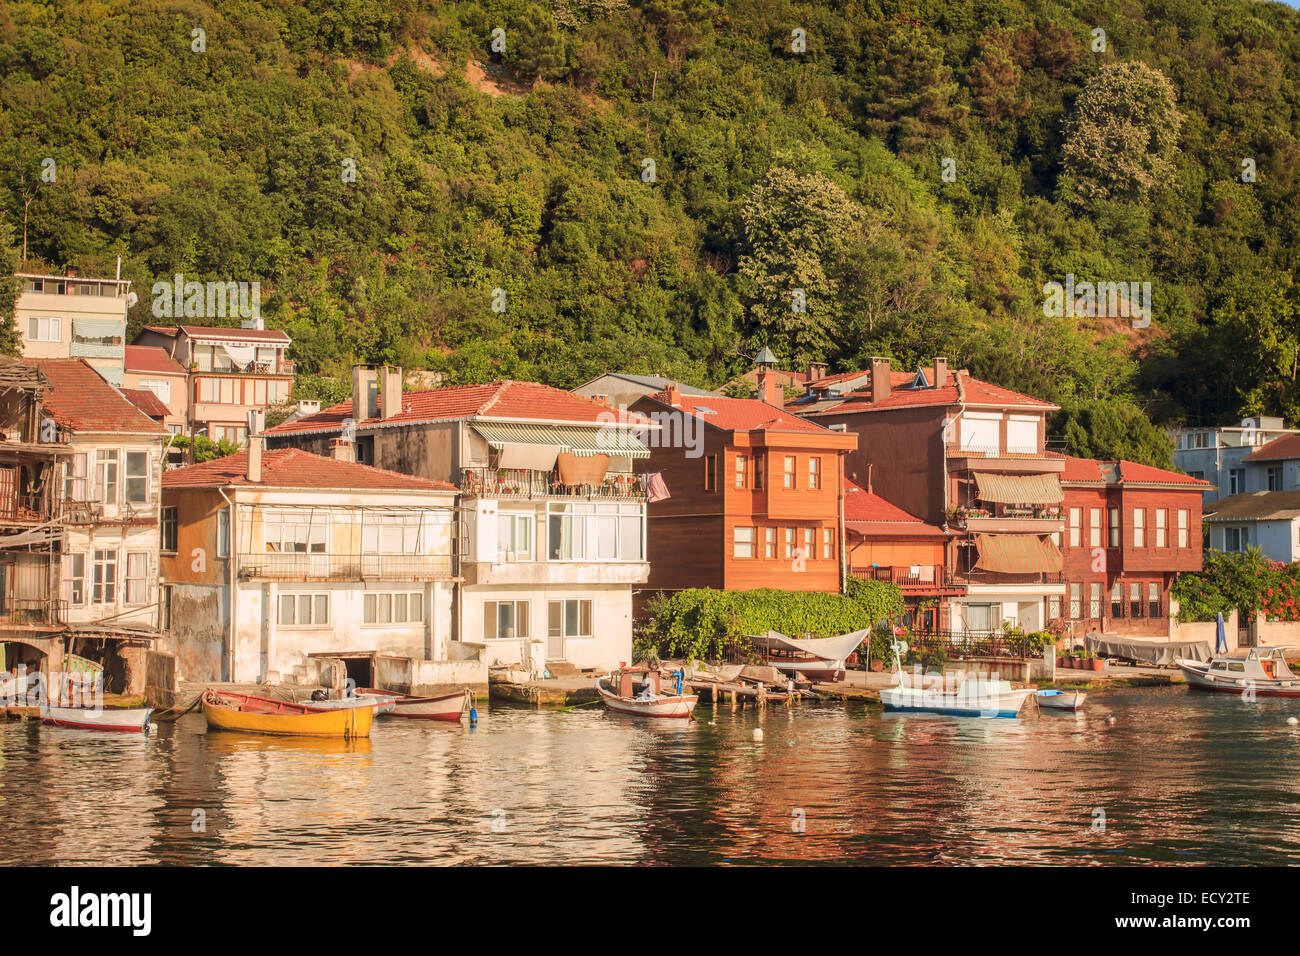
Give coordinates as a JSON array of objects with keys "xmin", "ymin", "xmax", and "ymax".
[
  {"xmin": 472, "ymin": 422, "xmax": 650, "ymax": 459},
  {"xmin": 974, "ymin": 534, "xmax": 1063, "ymax": 574},
  {"xmin": 973, "ymin": 472, "xmax": 1063, "ymax": 505}
]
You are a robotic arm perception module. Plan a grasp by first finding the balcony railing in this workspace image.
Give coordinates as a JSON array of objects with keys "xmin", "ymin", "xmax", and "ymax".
[
  {"xmin": 236, "ymin": 553, "xmax": 454, "ymax": 581},
  {"xmin": 906, "ymin": 629, "xmax": 1033, "ymax": 660},
  {"xmin": 946, "ymin": 568, "xmax": 1065, "ymax": 586},
  {"xmin": 852, "ymin": 566, "xmax": 953, "ymax": 590},
  {"xmin": 462, "ymin": 467, "xmax": 647, "ymax": 501},
  {"xmin": 193, "ymin": 360, "xmax": 294, "ymax": 376},
  {"xmin": 0, "ymin": 597, "xmax": 67, "ymax": 627}
]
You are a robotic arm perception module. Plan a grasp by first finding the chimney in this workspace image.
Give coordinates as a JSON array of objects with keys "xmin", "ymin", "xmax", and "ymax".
[
  {"xmin": 807, "ymin": 362, "xmax": 827, "ymax": 383},
  {"xmin": 870, "ymin": 357, "xmax": 891, "ymax": 403},
  {"xmin": 246, "ymin": 435, "xmax": 263, "ymax": 483},
  {"xmin": 380, "ymin": 365, "xmax": 403, "ymax": 419},
  {"xmin": 247, "ymin": 408, "xmax": 265, "ymax": 437},
  {"xmin": 933, "ymin": 357, "xmax": 949, "ymax": 388},
  {"xmin": 330, "ymin": 437, "xmax": 355, "ymax": 463},
  {"xmin": 757, "ymin": 369, "xmax": 783, "ymax": 406},
  {"xmin": 663, "ymin": 383, "xmax": 682, "ymax": 408},
  {"xmin": 351, "ymin": 365, "xmax": 379, "ymax": 420}
]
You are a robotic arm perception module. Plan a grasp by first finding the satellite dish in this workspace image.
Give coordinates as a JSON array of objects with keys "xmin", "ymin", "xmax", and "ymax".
[{"xmin": 125, "ymin": 291, "xmax": 138, "ymax": 309}]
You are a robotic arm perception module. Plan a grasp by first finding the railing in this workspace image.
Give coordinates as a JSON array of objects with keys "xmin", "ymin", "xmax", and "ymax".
[
  {"xmin": 852, "ymin": 566, "xmax": 948, "ymax": 589},
  {"xmin": 196, "ymin": 360, "xmax": 294, "ymax": 376},
  {"xmin": 906, "ymin": 629, "xmax": 1033, "ymax": 660},
  {"xmin": 0, "ymin": 597, "xmax": 67, "ymax": 627},
  {"xmin": 946, "ymin": 443, "xmax": 1044, "ymax": 459},
  {"xmin": 462, "ymin": 467, "xmax": 647, "ymax": 501},
  {"xmin": 946, "ymin": 568, "xmax": 1065, "ymax": 586},
  {"xmin": 236, "ymin": 553, "xmax": 454, "ymax": 581}
]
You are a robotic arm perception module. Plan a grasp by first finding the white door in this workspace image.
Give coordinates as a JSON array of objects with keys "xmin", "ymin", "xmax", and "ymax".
[{"xmin": 547, "ymin": 601, "xmax": 565, "ymax": 660}]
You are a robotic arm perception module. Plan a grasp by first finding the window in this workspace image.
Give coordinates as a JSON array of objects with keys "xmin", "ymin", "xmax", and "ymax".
[
  {"xmin": 1130, "ymin": 582, "xmax": 1142, "ymax": 618},
  {"xmin": 1048, "ymin": 595, "xmax": 1061, "ymax": 619},
  {"xmin": 125, "ymin": 451, "xmax": 149, "ymax": 504},
  {"xmin": 960, "ymin": 414, "xmax": 1001, "ymax": 455},
  {"xmin": 63, "ymin": 553, "xmax": 86, "ymax": 605},
  {"xmin": 1006, "ymin": 417, "xmax": 1037, "ymax": 454},
  {"xmin": 1188, "ymin": 470, "xmax": 1205, "ymax": 481},
  {"xmin": 548, "ymin": 599, "xmax": 593, "ymax": 639},
  {"xmin": 217, "ymin": 509, "xmax": 230, "ymax": 558},
  {"xmin": 546, "ymin": 502, "xmax": 643, "ymax": 562},
  {"xmin": 160, "ymin": 584, "xmax": 172, "ymax": 632},
  {"xmin": 802, "ymin": 527, "xmax": 815, "ymax": 559},
  {"xmin": 63, "ymin": 453, "xmax": 87, "ymax": 503},
  {"xmin": 1069, "ymin": 583, "xmax": 1081, "ymax": 619},
  {"xmin": 92, "ymin": 549, "xmax": 117, "ymax": 604},
  {"xmin": 161, "ymin": 506, "xmax": 178, "ymax": 553},
  {"xmin": 733, "ymin": 526, "xmax": 755, "ymax": 558},
  {"xmin": 365, "ymin": 591, "xmax": 425, "ymax": 625},
  {"xmin": 808, "ymin": 457, "xmax": 821, "ymax": 490},
  {"xmin": 497, "ymin": 512, "xmax": 532, "ymax": 561},
  {"xmin": 1225, "ymin": 526, "xmax": 1249, "ymax": 552},
  {"xmin": 1155, "ymin": 509, "xmax": 1167, "ymax": 548},
  {"xmin": 734, "ymin": 455, "xmax": 747, "ymax": 489},
  {"xmin": 754, "ymin": 455, "xmax": 763, "ymax": 490},
  {"xmin": 278, "ymin": 592, "xmax": 329, "ymax": 626},
  {"xmin": 1109, "ymin": 508, "xmax": 1120, "ymax": 547},
  {"xmin": 362, "ymin": 513, "xmax": 424, "ymax": 554},
  {"xmin": 1089, "ymin": 582, "xmax": 1101, "ymax": 619},
  {"xmin": 1268, "ymin": 465, "xmax": 1284, "ymax": 491},
  {"xmin": 1111, "ymin": 581, "xmax": 1123, "ymax": 618},
  {"xmin": 139, "ymin": 379, "xmax": 172, "ymax": 405},
  {"xmin": 94, "ymin": 449, "xmax": 119, "ymax": 504},
  {"xmin": 822, "ymin": 528, "xmax": 834, "ymax": 560},
  {"xmin": 27, "ymin": 316, "xmax": 60, "ymax": 342},
  {"xmin": 1133, "ymin": 508, "xmax": 1145, "ymax": 547},
  {"xmin": 482, "ymin": 600, "xmax": 528, "ymax": 640},
  {"xmin": 704, "ymin": 455, "xmax": 717, "ymax": 492},
  {"xmin": 1178, "ymin": 509, "xmax": 1189, "ymax": 548},
  {"xmin": 1068, "ymin": 508, "xmax": 1081, "ymax": 548},
  {"xmin": 1089, "ymin": 508, "xmax": 1102, "ymax": 548},
  {"xmin": 1229, "ymin": 468, "xmax": 1245, "ymax": 495},
  {"xmin": 1148, "ymin": 582, "xmax": 1161, "ymax": 618},
  {"xmin": 784, "ymin": 527, "xmax": 795, "ymax": 559},
  {"xmin": 125, "ymin": 552, "xmax": 150, "ymax": 604},
  {"xmin": 783, "ymin": 456, "xmax": 796, "ymax": 489},
  {"xmin": 265, "ymin": 509, "xmax": 327, "ymax": 553},
  {"xmin": 765, "ymin": 527, "xmax": 776, "ymax": 559}
]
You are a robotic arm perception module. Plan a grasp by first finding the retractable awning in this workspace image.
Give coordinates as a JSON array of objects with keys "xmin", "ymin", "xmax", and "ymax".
[
  {"xmin": 973, "ymin": 472, "xmax": 1063, "ymax": 505},
  {"xmin": 472, "ymin": 422, "xmax": 650, "ymax": 459},
  {"xmin": 973, "ymin": 534, "xmax": 1063, "ymax": 573}
]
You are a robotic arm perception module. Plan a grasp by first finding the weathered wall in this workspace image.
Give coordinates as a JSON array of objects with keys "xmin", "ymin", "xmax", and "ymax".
[{"xmin": 167, "ymin": 582, "xmax": 226, "ymax": 681}]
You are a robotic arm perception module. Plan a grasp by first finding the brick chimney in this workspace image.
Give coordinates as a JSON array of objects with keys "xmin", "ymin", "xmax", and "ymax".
[
  {"xmin": 870, "ymin": 357, "xmax": 892, "ymax": 403},
  {"xmin": 351, "ymin": 365, "xmax": 379, "ymax": 420},
  {"xmin": 330, "ymin": 437, "xmax": 355, "ymax": 463},
  {"xmin": 663, "ymin": 383, "xmax": 682, "ymax": 408},
  {"xmin": 933, "ymin": 357, "xmax": 949, "ymax": 388},
  {"xmin": 807, "ymin": 362, "xmax": 827, "ymax": 383},
  {"xmin": 246, "ymin": 435, "xmax": 263, "ymax": 483},
  {"xmin": 757, "ymin": 369, "xmax": 783, "ymax": 406},
  {"xmin": 379, "ymin": 365, "xmax": 402, "ymax": 419}
]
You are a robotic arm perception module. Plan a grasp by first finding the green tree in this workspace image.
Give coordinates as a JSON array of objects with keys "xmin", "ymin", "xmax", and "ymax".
[
  {"xmin": 867, "ymin": 26, "xmax": 967, "ymax": 155},
  {"xmin": 1055, "ymin": 398, "xmax": 1176, "ymax": 469},
  {"xmin": 0, "ymin": 219, "xmax": 22, "ymax": 356}
]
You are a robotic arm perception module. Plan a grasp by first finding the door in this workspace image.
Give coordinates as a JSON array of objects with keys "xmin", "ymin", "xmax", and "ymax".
[{"xmin": 546, "ymin": 601, "xmax": 565, "ymax": 660}]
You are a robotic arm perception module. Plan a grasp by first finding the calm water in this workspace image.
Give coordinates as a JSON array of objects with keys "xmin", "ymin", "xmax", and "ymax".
[{"xmin": 4, "ymin": 686, "xmax": 1300, "ymax": 865}]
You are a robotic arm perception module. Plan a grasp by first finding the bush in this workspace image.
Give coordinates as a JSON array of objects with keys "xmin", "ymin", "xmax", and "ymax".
[{"xmin": 1170, "ymin": 548, "xmax": 1287, "ymax": 622}]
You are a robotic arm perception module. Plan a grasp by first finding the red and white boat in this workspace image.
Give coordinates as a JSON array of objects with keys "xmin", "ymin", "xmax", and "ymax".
[
  {"xmin": 41, "ymin": 704, "xmax": 152, "ymax": 732},
  {"xmin": 596, "ymin": 669, "xmax": 698, "ymax": 719},
  {"xmin": 383, "ymin": 689, "xmax": 471, "ymax": 721},
  {"xmin": 749, "ymin": 628, "xmax": 869, "ymax": 683},
  {"xmin": 1177, "ymin": 646, "xmax": 1300, "ymax": 697}
]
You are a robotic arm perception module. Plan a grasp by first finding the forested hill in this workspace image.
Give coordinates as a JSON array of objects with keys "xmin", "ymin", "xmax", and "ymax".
[{"xmin": 3, "ymin": 0, "xmax": 1300, "ymax": 465}]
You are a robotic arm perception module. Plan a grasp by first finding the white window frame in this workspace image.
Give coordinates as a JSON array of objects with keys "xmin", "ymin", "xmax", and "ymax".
[
  {"xmin": 125, "ymin": 551, "xmax": 150, "ymax": 604},
  {"xmin": 364, "ymin": 590, "xmax": 425, "ymax": 626},
  {"xmin": 27, "ymin": 315, "xmax": 60, "ymax": 342},
  {"xmin": 278, "ymin": 592, "xmax": 329, "ymax": 627}
]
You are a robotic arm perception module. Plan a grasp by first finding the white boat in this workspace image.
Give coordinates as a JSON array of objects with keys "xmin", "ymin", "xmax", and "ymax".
[
  {"xmin": 41, "ymin": 705, "xmax": 152, "ymax": 732},
  {"xmin": 1176, "ymin": 646, "xmax": 1300, "ymax": 697},
  {"xmin": 879, "ymin": 640, "xmax": 1033, "ymax": 718},
  {"xmin": 303, "ymin": 691, "xmax": 397, "ymax": 714},
  {"xmin": 749, "ymin": 628, "xmax": 868, "ymax": 682},
  {"xmin": 1036, "ymin": 689, "xmax": 1087, "ymax": 711},
  {"xmin": 385, "ymin": 689, "xmax": 470, "ymax": 721},
  {"xmin": 596, "ymin": 669, "xmax": 698, "ymax": 719}
]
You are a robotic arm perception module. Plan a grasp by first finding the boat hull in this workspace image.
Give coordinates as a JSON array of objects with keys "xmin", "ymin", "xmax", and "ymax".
[
  {"xmin": 387, "ymin": 690, "xmax": 469, "ymax": 720},
  {"xmin": 770, "ymin": 660, "xmax": 845, "ymax": 682},
  {"xmin": 299, "ymin": 693, "xmax": 394, "ymax": 714},
  {"xmin": 41, "ymin": 706, "xmax": 152, "ymax": 732},
  {"xmin": 596, "ymin": 677, "xmax": 698, "ymax": 718},
  {"xmin": 202, "ymin": 691, "xmax": 373, "ymax": 737},
  {"xmin": 1036, "ymin": 691, "xmax": 1086, "ymax": 711},
  {"xmin": 880, "ymin": 684, "xmax": 1033, "ymax": 718},
  {"xmin": 1178, "ymin": 661, "xmax": 1300, "ymax": 697}
]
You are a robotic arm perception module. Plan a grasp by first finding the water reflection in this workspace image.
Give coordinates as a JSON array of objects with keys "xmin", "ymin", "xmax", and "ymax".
[{"xmin": 4, "ymin": 687, "xmax": 1300, "ymax": 865}]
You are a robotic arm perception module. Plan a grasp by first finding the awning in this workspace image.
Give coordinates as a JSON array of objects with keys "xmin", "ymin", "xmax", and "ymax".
[
  {"xmin": 221, "ymin": 343, "xmax": 257, "ymax": 366},
  {"xmin": 473, "ymin": 422, "xmax": 650, "ymax": 459},
  {"xmin": 973, "ymin": 534, "xmax": 1063, "ymax": 573},
  {"xmin": 973, "ymin": 472, "xmax": 1063, "ymax": 505}
]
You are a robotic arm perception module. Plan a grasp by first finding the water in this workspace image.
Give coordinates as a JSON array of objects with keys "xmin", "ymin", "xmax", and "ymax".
[{"xmin": 4, "ymin": 686, "xmax": 1300, "ymax": 865}]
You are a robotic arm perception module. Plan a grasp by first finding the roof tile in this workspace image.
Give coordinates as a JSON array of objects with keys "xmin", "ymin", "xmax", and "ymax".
[
  {"xmin": 33, "ymin": 359, "xmax": 168, "ymax": 435},
  {"xmin": 161, "ymin": 447, "xmax": 456, "ymax": 491}
]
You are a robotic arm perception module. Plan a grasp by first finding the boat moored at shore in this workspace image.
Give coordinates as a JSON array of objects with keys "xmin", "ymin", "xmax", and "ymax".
[
  {"xmin": 596, "ymin": 669, "xmax": 698, "ymax": 718},
  {"xmin": 1176, "ymin": 646, "xmax": 1300, "ymax": 697},
  {"xmin": 202, "ymin": 690, "xmax": 373, "ymax": 737},
  {"xmin": 41, "ymin": 705, "xmax": 153, "ymax": 732}
]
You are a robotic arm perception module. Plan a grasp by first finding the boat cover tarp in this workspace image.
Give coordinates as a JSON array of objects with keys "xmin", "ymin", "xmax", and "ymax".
[
  {"xmin": 1085, "ymin": 634, "xmax": 1212, "ymax": 665},
  {"xmin": 972, "ymin": 472, "xmax": 1063, "ymax": 505},
  {"xmin": 974, "ymin": 533, "xmax": 1063, "ymax": 573},
  {"xmin": 748, "ymin": 628, "xmax": 870, "ymax": 662}
]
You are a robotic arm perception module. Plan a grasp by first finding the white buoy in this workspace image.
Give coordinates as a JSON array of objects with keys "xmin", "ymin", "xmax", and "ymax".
[
  {"xmin": 1287, "ymin": 717, "xmax": 1297, "ymax": 726},
  {"xmin": 1107, "ymin": 716, "xmax": 1117, "ymax": 725},
  {"xmin": 753, "ymin": 728, "xmax": 764, "ymax": 741}
]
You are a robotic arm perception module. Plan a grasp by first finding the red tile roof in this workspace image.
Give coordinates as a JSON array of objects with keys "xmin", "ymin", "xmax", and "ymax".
[
  {"xmin": 797, "ymin": 369, "xmax": 1057, "ymax": 415},
  {"xmin": 843, "ymin": 480, "xmax": 948, "ymax": 536},
  {"xmin": 1243, "ymin": 433, "xmax": 1300, "ymax": 462},
  {"xmin": 161, "ymin": 448, "xmax": 457, "ymax": 491},
  {"xmin": 144, "ymin": 325, "xmax": 291, "ymax": 344},
  {"xmin": 124, "ymin": 345, "xmax": 186, "ymax": 376},
  {"xmin": 32, "ymin": 359, "xmax": 168, "ymax": 435},
  {"xmin": 1056, "ymin": 455, "xmax": 1210, "ymax": 488},
  {"xmin": 651, "ymin": 392, "xmax": 835, "ymax": 433},
  {"xmin": 266, "ymin": 381, "xmax": 650, "ymax": 436},
  {"xmin": 120, "ymin": 388, "xmax": 171, "ymax": 419}
]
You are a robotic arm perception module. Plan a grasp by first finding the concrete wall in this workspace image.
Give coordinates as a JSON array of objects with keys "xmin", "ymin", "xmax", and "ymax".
[
  {"xmin": 462, "ymin": 582, "xmax": 633, "ymax": 671},
  {"xmin": 164, "ymin": 582, "xmax": 227, "ymax": 681}
]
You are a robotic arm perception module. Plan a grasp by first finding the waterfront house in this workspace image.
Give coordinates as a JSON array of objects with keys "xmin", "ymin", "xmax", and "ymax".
[
  {"xmin": 628, "ymin": 377, "xmax": 858, "ymax": 603},
  {"xmin": 14, "ymin": 270, "xmax": 131, "ymax": 386},
  {"xmin": 1058, "ymin": 455, "xmax": 1210, "ymax": 639},
  {"xmin": 131, "ymin": 324, "xmax": 293, "ymax": 445},
  {"xmin": 159, "ymin": 440, "xmax": 459, "ymax": 686},
  {"xmin": 264, "ymin": 368, "xmax": 652, "ymax": 672},
  {"xmin": 1170, "ymin": 417, "xmax": 1298, "ymax": 503},
  {"xmin": 789, "ymin": 357, "xmax": 1066, "ymax": 636},
  {"xmin": 1202, "ymin": 490, "xmax": 1300, "ymax": 563},
  {"xmin": 843, "ymin": 479, "xmax": 958, "ymax": 634},
  {"xmin": 123, "ymin": 345, "xmax": 189, "ymax": 435}
]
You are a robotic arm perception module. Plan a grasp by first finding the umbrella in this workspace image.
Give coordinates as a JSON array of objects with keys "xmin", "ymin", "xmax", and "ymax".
[{"xmin": 1216, "ymin": 611, "xmax": 1228, "ymax": 655}]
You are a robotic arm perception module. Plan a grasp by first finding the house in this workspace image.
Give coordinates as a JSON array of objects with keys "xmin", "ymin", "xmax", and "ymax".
[
  {"xmin": 572, "ymin": 372, "xmax": 715, "ymax": 409},
  {"xmin": 1058, "ymin": 456, "xmax": 1210, "ymax": 638},
  {"xmin": 123, "ymin": 345, "xmax": 188, "ymax": 435},
  {"xmin": 628, "ymin": 375, "xmax": 857, "ymax": 602},
  {"xmin": 33, "ymin": 358, "xmax": 168, "ymax": 689},
  {"xmin": 264, "ymin": 367, "xmax": 652, "ymax": 672},
  {"xmin": 132, "ymin": 324, "xmax": 293, "ymax": 444},
  {"xmin": 791, "ymin": 356, "xmax": 1066, "ymax": 636},
  {"xmin": 1170, "ymin": 417, "xmax": 1298, "ymax": 503},
  {"xmin": 719, "ymin": 348, "xmax": 815, "ymax": 398},
  {"xmin": 159, "ymin": 441, "xmax": 459, "ymax": 686},
  {"xmin": 842, "ymin": 479, "xmax": 958, "ymax": 634},
  {"xmin": 1202, "ymin": 490, "xmax": 1300, "ymax": 563},
  {"xmin": 14, "ymin": 271, "xmax": 132, "ymax": 386},
  {"xmin": 1238, "ymin": 433, "xmax": 1300, "ymax": 495}
]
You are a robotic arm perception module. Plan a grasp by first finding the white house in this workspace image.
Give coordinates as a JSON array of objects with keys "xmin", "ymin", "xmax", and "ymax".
[{"xmin": 1204, "ymin": 490, "xmax": 1300, "ymax": 563}]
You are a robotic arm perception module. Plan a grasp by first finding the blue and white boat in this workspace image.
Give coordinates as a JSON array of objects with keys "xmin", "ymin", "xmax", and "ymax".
[
  {"xmin": 1035, "ymin": 689, "xmax": 1086, "ymax": 711},
  {"xmin": 879, "ymin": 641, "xmax": 1034, "ymax": 718}
]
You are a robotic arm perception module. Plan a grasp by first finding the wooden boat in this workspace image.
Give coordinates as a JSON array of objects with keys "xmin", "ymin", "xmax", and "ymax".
[
  {"xmin": 596, "ymin": 669, "xmax": 698, "ymax": 719},
  {"xmin": 1036, "ymin": 689, "xmax": 1087, "ymax": 711},
  {"xmin": 879, "ymin": 639, "xmax": 1032, "ymax": 718},
  {"xmin": 300, "ymin": 691, "xmax": 396, "ymax": 714},
  {"xmin": 1176, "ymin": 646, "xmax": 1300, "ymax": 697},
  {"xmin": 748, "ymin": 628, "xmax": 868, "ymax": 683},
  {"xmin": 201, "ymin": 690, "xmax": 372, "ymax": 737},
  {"xmin": 41, "ymin": 705, "xmax": 152, "ymax": 732},
  {"xmin": 384, "ymin": 689, "xmax": 470, "ymax": 721}
]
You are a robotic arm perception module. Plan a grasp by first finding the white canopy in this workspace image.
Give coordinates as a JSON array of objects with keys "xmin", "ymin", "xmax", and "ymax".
[{"xmin": 749, "ymin": 628, "xmax": 870, "ymax": 663}]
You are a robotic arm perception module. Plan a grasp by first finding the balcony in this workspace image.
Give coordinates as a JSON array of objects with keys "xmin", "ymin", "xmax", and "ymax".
[
  {"xmin": 0, "ymin": 597, "xmax": 67, "ymax": 628},
  {"xmin": 852, "ymin": 565, "xmax": 963, "ymax": 594},
  {"xmin": 462, "ymin": 467, "xmax": 647, "ymax": 501},
  {"xmin": 946, "ymin": 445, "xmax": 1065, "ymax": 474},
  {"xmin": 946, "ymin": 568, "xmax": 1065, "ymax": 587},
  {"xmin": 193, "ymin": 359, "xmax": 294, "ymax": 376},
  {"xmin": 236, "ymin": 553, "xmax": 453, "ymax": 582},
  {"xmin": 945, "ymin": 505, "xmax": 1064, "ymax": 535}
]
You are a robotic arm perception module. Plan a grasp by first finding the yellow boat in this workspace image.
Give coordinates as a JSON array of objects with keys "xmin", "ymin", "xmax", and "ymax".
[{"xmin": 201, "ymin": 690, "xmax": 372, "ymax": 738}]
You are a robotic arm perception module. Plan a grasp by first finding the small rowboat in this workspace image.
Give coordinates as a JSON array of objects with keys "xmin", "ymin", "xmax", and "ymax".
[
  {"xmin": 202, "ymin": 690, "xmax": 372, "ymax": 737},
  {"xmin": 1036, "ymin": 689, "xmax": 1087, "ymax": 711},
  {"xmin": 878, "ymin": 640, "xmax": 1032, "ymax": 718},
  {"xmin": 596, "ymin": 669, "xmax": 698, "ymax": 719},
  {"xmin": 384, "ymin": 689, "xmax": 470, "ymax": 721},
  {"xmin": 41, "ymin": 705, "xmax": 152, "ymax": 732},
  {"xmin": 300, "ymin": 692, "xmax": 396, "ymax": 715}
]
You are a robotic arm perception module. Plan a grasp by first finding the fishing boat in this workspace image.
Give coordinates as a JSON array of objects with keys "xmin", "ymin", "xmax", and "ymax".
[
  {"xmin": 1176, "ymin": 646, "xmax": 1300, "ymax": 697},
  {"xmin": 301, "ymin": 690, "xmax": 397, "ymax": 714},
  {"xmin": 748, "ymin": 628, "xmax": 869, "ymax": 682},
  {"xmin": 201, "ymin": 690, "xmax": 373, "ymax": 737},
  {"xmin": 383, "ymin": 689, "xmax": 471, "ymax": 721},
  {"xmin": 1035, "ymin": 689, "xmax": 1087, "ymax": 711},
  {"xmin": 879, "ymin": 641, "xmax": 1034, "ymax": 718},
  {"xmin": 41, "ymin": 705, "xmax": 153, "ymax": 732},
  {"xmin": 596, "ymin": 668, "xmax": 698, "ymax": 718}
]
